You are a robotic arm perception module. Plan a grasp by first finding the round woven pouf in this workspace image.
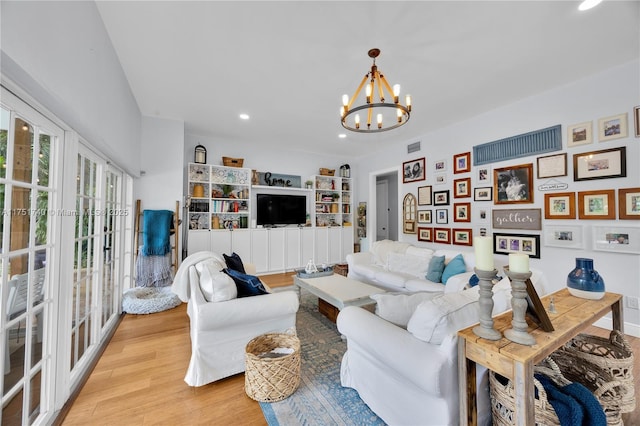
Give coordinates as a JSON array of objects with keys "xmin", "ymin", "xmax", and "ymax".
[{"xmin": 122, "ymin": 287, "xmax": 182, "ymax": 314}]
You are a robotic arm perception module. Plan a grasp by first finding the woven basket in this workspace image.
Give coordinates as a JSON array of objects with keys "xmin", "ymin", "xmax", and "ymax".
[
  {"xmin": 245, "ymin": 332, "xmax": 301, "ymax": 402},
  {"xmin": 557, "ymin": 330, "xmax": 635, "ymax": 414},
  {"xmin": 222, "ymin": 156, "xmax": 244, "ymax": 167},
  {"xmin": 319, "ymin": 168, "xmax": 335, "ymax": 176}
]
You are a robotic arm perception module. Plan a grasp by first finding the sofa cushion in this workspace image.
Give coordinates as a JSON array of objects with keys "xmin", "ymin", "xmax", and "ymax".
[
  {"xmin": 405, "ymin": 246, "xmax": 435, "ymax": 258},
  {"xmin": 223, "ymin": 268, "xmax": 269, "ymax": 297},
  {"xmin": 441, "ymin": 254, "xmax": 466, "ymax": 284},
  {"xmin": 425, "ymin": 255, "xmax": 446, "ymax": 282},
  {"xmin": 223, "ymin": 252, "xmax": 246, "ymax": 273},
  {"xmin": 351, "ymin": 263, "xmax": 384, "ymax": 280},
  {"xmin": 374, "ymin": 270, "xmax": 413, "ymax": 290},
  {"xmin": 371, "ymin": 292, "xmax": 440, "ymax": 328},
  {"xmin": 370, "ymin": 240, "xmax": 411, "ymax": 267},
  {"xmin": 387, "ymin": 252, "xmax": 432, "ymax": 278},
  {"xmin": 404, "ymin": 278, "xmax": 446, "ymax": 293},
  {"xmin": 195, "ymin": 260, "xmax": 237, "ymax": 302},
  {"xmin": 444, "ymin": 271, "xmax": 475, "ymax": 293},
  {"xmin": 406, "ymin": 290, "xmax": 479, "ymax": 344}
]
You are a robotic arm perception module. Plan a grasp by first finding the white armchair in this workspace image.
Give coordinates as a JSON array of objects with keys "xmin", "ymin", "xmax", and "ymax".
[{"xmin": 172, "ymin": 252, "xmax": 299, "ymax": 387}]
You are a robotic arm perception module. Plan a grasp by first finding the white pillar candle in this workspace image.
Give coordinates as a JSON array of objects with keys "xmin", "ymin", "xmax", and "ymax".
[
  {"xmin": 474, "ymin": 236, "xmax": 494, "ymax": 271},
  {"xmin": 509, "ymin": 253, "xmax": 529, "ymax": 273}
]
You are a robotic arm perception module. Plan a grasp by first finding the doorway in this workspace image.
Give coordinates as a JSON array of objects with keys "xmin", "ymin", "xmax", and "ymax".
[{"xmin": 369, "ymin": 167, "xmax": 400, "ymax": 244}]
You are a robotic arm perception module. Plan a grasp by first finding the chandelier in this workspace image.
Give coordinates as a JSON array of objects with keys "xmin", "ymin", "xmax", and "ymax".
[{"xmin": 340, "ymin": 48, "xmax": 411, "ymax": 133}]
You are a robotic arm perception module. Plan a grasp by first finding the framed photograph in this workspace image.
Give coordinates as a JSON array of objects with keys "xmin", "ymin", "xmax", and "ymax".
[
  {"xmin": 474, "ymin": 187, "xmax": 493, "ymax": 202},
  {"xmin": 537, "ymin": 153, "xmax": 567, "ymax": 179},
  {"xmin": 492, "ymin": 208, "xmax": 541, "ymax": 230},
  {"xmin": 619, "ymin": 187, "xmax": 640, "ymax": 220},
  {"xmin": 544, "ymin": 224, "xmax": 584, "ymax": 249},
  {"xmin": 593, "ymin": 226, "xmax": 640, "ymax": 254},
  {"xmin": 434, "ymin": 228, "xmax": 451, "ymax": 244},
  {"xmin": 578, "ymin": 189, "xmax": 616, "ymax": 220},
  {"xmin": 453, "ymin": 177, "xmax": 471, "ymax": 198},
  {"xmin": 418, "ymin": 185, "xmax": 433, "ymax": 205},
  {"xmin": 435, "ymin": 173, "xmax": 447, "ymax": 185},
  {"xmin": 475, "ymin": 165, "xmax": 492, "ymax": 185},
  {"xmin": 403, "ymin": 157, "xmax": 426, "ymax": 183},
  {"xmin": 454, "ymin": 202, "xmax": 471, "ymax": 222},
  {"xmin": 567, "ymin": 121, "xmax": 593, "ymax": 148},
  {"xmin": 453, "ymin": 152, "xmax": 471, "ymax": 174},
  {"xmin": 417, "ymin": 210, "xmax": 432, "ymax": 224},
  {"xmin": 544, "ymin": 192, "xmax": 576, "ymax": 219},
  {"xmin": 435, "ymin": 209, "xmax": 449, "ymax": 224},
  {"xmin": 494, "ymin": 163, "xmax": 534, "ymax": 204},
  {"xmin": 404, "ymin": 220, "xmax": 416, "ymax": 234},
  {"xmin": 417, "ymin": 227, "xmax": 433, "ymax": 242},
  {"xmin": 634, "ymin": 106, "xmax": 640, "ymax": 137},
  {"xmin": 434, "ymin": 159, "xmax": 446, "ymax": 172},
  {"xmin": 477, "ymin": 208, "xmax": 489, "ymax": 223},
  {"xmin": 598, "ymin": 113, "xmax": 628, "ymax": 142},
  {"xmin": 433, "ymin": 190, "xmax": 450, "ymax": 206},
  {"xmin": 493, "ymin": 232, "xmax": 541, "ymax": 259},
  {"xmin": 573, "ymin": 147, "xmax": 626, "ymax": 181},
  {"xmin": 503, "ymin": 267, "xmax": 554, "ymax": 332},
  {"xmin": 452, "ymin": 228, "xmax": 473, "ymax": 246}
]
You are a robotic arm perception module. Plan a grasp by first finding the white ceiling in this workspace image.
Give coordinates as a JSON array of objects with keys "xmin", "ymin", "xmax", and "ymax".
[{"xmin": 95, "ymin": 1, "xmax": 639, "ymax": 158}]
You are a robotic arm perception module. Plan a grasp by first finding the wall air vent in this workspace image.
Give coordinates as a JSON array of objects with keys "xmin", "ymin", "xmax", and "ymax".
[
  {"xmin": 473, "ymin": 125, "xmax": 562, "ymax": 165},
  {"xmin": 407, "ymin": 141, "xmax": 421, "ymax": 154}
]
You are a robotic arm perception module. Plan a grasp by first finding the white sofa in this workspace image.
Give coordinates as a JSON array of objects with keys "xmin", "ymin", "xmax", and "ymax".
[
  {"xmin": 337, "ymin": 270, "xmax": 549, "ymax": 425},
  {"xmin": 172, "ymin": 251, "xmax": 300, "ymax": 386},
  {"xmin": 347, "ymin": 240, "xmax": 477, "ymax": 293}
]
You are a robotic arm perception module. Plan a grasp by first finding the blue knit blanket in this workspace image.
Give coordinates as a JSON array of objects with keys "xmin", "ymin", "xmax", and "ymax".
[{"xmin": 141, "ymin": 210, "xmax": 173, "ymax": 256}]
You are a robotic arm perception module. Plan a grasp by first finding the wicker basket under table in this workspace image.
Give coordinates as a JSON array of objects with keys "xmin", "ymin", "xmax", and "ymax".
[{"xmin": 245, "ymin": 332, "xmax": 301, "ymax": 402}]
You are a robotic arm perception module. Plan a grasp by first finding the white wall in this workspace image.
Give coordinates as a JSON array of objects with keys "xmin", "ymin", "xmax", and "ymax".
[
  {"xmin": 354, "ymin": 60, "xmax": 640, "ymax": 334},
  {"xmin": 0, "ymin": 1, "xmax": 142, "ymax": 175}
]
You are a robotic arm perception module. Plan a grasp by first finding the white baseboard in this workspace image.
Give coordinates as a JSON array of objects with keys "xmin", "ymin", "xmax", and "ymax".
[{"xmin": 593, "ymin": 317, "xmax": 640, "ymax": 338}]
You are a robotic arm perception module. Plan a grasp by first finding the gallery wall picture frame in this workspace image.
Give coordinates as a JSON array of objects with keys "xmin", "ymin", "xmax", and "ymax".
[
  {"xmin": 544, "ymin": 224, "xmax": 584, "ymax": 249},
  {"xmin": 492, "ymin": 208, "xmax": 542, "ymax": 230},
  {"xmin": 435, "ymin": 208, "xmax": 449, "ymax": 224},
  {"xmin": 417, "ymin": 227, "xmax": 434, "ymax": 242},
  {"xmin": 417, "ymin": 210, "xmax": 432, "ymax": 224},
  {"xmin": 618, "ymin": 187, "xmax": 640, "ymax": 220},
  {"xmin": 434, "ymin": 228, "xmax": 451, "ymax": 244},
  {"xmin": 544, "ymin": 192, "xmax": 576, "ymax": 219},
  {"xmin": 598, "ymin": 113, "xmax": 628, "ymax": 142},
  {"xmin": 474, "ymin": 187, "xmax": 493, "ymax": 202},
  {"xmin": 537, "ymin": 153, "xmax": 567, "ymax": 179},
  {"xmin": 403, "ymin": 157, "xmax": 426, "ymax": 183},
  {"xmin": 503, "ymin": 266, "xmax": 554, "ymax": 332},
  {"xmin": 453, "ymin": 177, "xmax": 471, "ymax": 198},
  {"xmin": 567, "ymin": 121, "xmax": 593, "ymax": 147},
  {"xmin": 634, "ymin": 106, "xmax": 640, "ymax": 137},
  {"xmin": 433, "ymin": 190, "xmax": 450, "ymax": 206},
  {"xmin": 475, "ymin": 165, "xmax": 492, "ymax": 185},
  {"xmin": 418, "ymin": 185, "xmax": 433, "ymax": 205},
  {"xmin": 453, "ymin": 152, "xmax": 471, "ymax": 174},
  {"xmin": 434, "ymin": 159, "xmax": 447, "ymax": 172},
  {"xmin": 477, "ymin": 208, "xmax": 489, "ymax": 223},
  {"xmin": 577, "ymin": 189, "xmax": 616, "ymax": 220},
  {"xmin": 435, "ymin": 174, "xmax": 447, "ymax": 185},
  {"xmin": 573, "ymin": 147, "xmax": 626, "ymax": 181},
  {"xmin": 493, "ymin": 232, "xmax": 541, "ymax": 259},
  {"xmin": 592, "ymin": 225, "xmax": 640, "ymax": 254},
  {"xmin": 454, "ymin": 202, "xmax": 471, "ymax": 222},
  {"xmin": 493, "ymin": 163, "xmax": 534, "ymax": 204},
  {"xmin": 452, "ymin": 228, "xmax": 473, "ymax": 246}
]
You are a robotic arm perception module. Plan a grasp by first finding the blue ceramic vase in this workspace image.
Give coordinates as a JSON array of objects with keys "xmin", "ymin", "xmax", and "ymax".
[{"xmin": 567, "ymin": 258, "xmax": 605, "ymax": 300}]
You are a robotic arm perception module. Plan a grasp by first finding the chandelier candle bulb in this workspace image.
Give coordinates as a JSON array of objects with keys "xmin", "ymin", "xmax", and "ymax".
[
  {"xmin": 474, "ymin": 236, "xmax": 494, "ymax": 271},
  {"xmin": 509, "ymin": 253, "xmax": 529, "ymax": 273},
  {"xmin": 406, "ymin": 95, "xmax": 412, "ymax": 111}
]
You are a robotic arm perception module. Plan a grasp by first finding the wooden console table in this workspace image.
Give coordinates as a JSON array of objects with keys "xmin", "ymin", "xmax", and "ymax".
[{"xmin": 458, "ymin": 288, "xmax": 623, "ymax": 425}]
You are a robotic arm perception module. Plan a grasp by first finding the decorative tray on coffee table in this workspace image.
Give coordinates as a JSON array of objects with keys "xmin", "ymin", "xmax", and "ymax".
[{"xmin": 295, "ymin": 266, "xmax": 334, "ymax": 278}]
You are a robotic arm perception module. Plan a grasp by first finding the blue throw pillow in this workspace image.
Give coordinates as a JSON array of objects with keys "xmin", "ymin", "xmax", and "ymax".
[
  {"xmin": 441, "ymin": 254, "xmax": 466, "ymax": 284},
  {"xmin": 469, "ymin": 274, "xmax": 480, "ymax": 287},
  {"xmin": 223, "ymin": 252, "xmax": 246, "ymax": 274},
  {"xmin": 425, "ymin": 255, "xmax": 446, "ymax": 282},
  {"xmin": 223, "ymin": 268, "xmax": 269, "ymax": 297}
]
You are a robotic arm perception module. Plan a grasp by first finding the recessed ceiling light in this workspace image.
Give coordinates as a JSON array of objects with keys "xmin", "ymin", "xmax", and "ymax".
[
  {"xmin": 239, "ymin": 113, "xmax": 250, "ymax": 120},
  {"xmin": 338, "ymin": 133, "xmax": 347, "ymax": 139},
  {"xmin": 578, "ymin": 0, "xmax": 602, "ymax": 11}
]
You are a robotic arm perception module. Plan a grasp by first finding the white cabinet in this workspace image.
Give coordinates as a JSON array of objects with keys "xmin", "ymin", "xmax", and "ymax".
[
  {"xmin": 268, "ymin": 228, "xmax": 286, "ymax": 272},
  {"xmin": 314, "ymin": 227, "xmax": 329, "ymax": 265},
  {"xmin": 284, "ymin": 227, "xmax": 316, "ymax": 270},
  {"xmin": 328, "ymin": 227, "xmax": 342, "ymax": 264},
  {"xmin": 342, "ymin": 227, "xmax": 355, "ymax": 261},
  {"xmin": 188, "ymin": 229, "xmax": 251, "ymax": 262},
  {"xmin": 187, "ymin": 230, "xmax": 211, "ymax": 254},
  {"xmin": 250, "ymin": 229, "xmax": 269, "ymax": 273}
]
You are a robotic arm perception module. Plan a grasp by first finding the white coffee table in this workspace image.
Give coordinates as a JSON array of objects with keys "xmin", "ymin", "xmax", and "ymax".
[{"xmin": 293, "ymin": 273, "xmax": 385, "ymax": 322}]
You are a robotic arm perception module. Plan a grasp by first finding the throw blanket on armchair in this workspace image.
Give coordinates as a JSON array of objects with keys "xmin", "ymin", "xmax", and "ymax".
[{"xmin": 141, "ymin": 210, "xmax": 173, "ymax": 256}]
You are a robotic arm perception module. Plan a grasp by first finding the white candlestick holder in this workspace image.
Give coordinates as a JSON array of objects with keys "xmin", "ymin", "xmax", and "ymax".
[
  {"xmin": 472, "ymin": 268, "xmax": 502, "ymax": 341},
  {"xmin": 504, "ymin": 269, "xmax": 536, "ymax": 346}
]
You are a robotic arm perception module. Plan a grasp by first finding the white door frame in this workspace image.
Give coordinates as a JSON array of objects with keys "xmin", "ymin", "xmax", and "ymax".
[{"xmin": 368, "ymin": 166, "xmax": 401, "ymax": 243}]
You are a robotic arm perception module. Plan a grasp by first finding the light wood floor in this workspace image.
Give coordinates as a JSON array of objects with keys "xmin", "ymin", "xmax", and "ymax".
[{"xmin": 59, "ymin": 274, "xmax": 640, "ymax": 425}]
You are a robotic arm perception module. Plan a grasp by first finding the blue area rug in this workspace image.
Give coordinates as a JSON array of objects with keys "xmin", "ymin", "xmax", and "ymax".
[{"xmin": 260, "ymin": 290, "xmax": 386, "ymax": 426}]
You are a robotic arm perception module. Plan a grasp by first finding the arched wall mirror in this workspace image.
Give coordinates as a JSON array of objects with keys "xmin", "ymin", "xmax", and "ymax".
[{"xmin": 403, "ymin": 193, "xmax": 416, "ymax": 234}]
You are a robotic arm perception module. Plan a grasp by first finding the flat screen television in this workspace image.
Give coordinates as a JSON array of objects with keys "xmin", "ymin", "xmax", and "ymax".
[{"xmin": 256, "ymin": 194, "xmax": 307, "ymax": 226}]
